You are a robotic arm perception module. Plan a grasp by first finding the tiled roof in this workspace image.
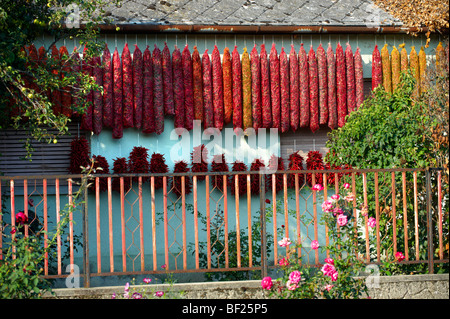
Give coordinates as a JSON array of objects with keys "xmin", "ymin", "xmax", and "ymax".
[{"xmin": 103, "ymin": 0, "xmax": 402, "ymax": 27}]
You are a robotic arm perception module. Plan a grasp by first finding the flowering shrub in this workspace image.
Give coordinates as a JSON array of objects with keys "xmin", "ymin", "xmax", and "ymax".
[
  {"xmin": 263, "ymin": 183, "xmax": 371, "ymax": 299},
  {"xmin": 112, "ymin": 265, "xmax": 184, "ymax": 299}
]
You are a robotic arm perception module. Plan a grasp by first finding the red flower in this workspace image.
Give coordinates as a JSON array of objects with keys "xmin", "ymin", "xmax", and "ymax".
[
  {"xmin": 265, "ymin": 199, "xmax": 271, "ymax": 204},
  {"xmin": 15, "ymin": 211, "xmax": 28, "ymax": 225}
]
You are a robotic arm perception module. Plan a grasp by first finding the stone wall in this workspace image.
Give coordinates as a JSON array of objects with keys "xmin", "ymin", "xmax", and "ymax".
[{"xmin": 45, "ymin": 274, "xmax": 448, "ymax": 299}]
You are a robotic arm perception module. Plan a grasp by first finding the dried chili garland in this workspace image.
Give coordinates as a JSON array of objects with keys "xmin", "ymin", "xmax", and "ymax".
[
  {"xmin": 122, "ymin": 43, "xmax": 134, "ymax": 128},
  {"xmin": 149, "ymin": 152, "xmax": 169, "ymax": 190},
  {"xmin": 132, "ymin": 44, "xmax": 143, "ymax": 129},
  {"xmin": 231, "ymin": 160, "xmax": 248, "ymax": 196},
  {"xmin": 112, "ymin": 157, "xmax": 130, "ymax": 193},
  {"xmin": 299, "ymin": 43, "xmax": 309, "ymax": 128},
  {"xmin": 327, "ymin": 43, "xmax": 337, "ymax": 130},
  {"xmin": 287, "ymin": 152, "xmax": 305, "ymax": 189},
  {"xmin": 354, "ymin": 47, "xmax": 364, "ymax": 110},
  {"xmin": 232, "ymin": 46, "xmax": 243, "ymax": 132},
  {"xmin": 152, "ymin": 44, "xmax": 164, "ymax": 135},
  {"xmin": 172, "ymin": 45, "xmax": 185, "ymax": 130},
  {"xmin": 182, "ymin": 45, "xmax": 194, "ymax": 131},
  {"xmin": 59, "ymin": 45, "xmax": 72, "ymax": 118},
  {"xmin": 172, "ymin": 161, "xmax": 192, "ymax": 197},
  {"xmin": 279, "ymin": 47, "xmax": 290, "ymax": 133},
  {"xmin": 242, "ymin": 47, "xmax": 252, "ymax": 131},
  {"xmin": 112, "ymin": 47, "xmax": 123, "ymax": 139},
  {"xmin": 211, "ymin": 154, "xmax": 230, "ymax": 193},
  {"xmin": 308, "ymin": 45, "xmax": 319, "ymax": 133},
  {"xmin": 192, "ymin": 46, "xmax": 204, "ymax": 127},
  {"xmin": 81, "ymin": 47, "xmax": 93, "ymax": 132},
  {"xmin": 260, "ymin": 44, "xmax": 272, "ymax": 129},
  {"xmin": 142, "ymin": 45, "xmax": 155, "ymax": 134},
  {"xmin": 212, "ymin": 45, "xmax": 224, "ymax": 130},
  {"xmin": 391, "ymin": 45, "xmax": 401, "ymax": 92},
  {"xmin": 372, "ymin": 44, "xmax": 382, "ymax": 90},
  {"xmin": 223, "ymin": 47, "xmax": 233, "ymax": 125},
  {"xmin": 162, "ymin": 42, "xmax": 175, "ymax": 116},
  {"xmin": 289, "ymin": 44, "xmax": 299, "ymax": 132},
  {"xmin": 191, "ymin": 144, "xmax": 209, "ymax": 181},
  {"xmin": 345, "ymin": 43, "xmax": 356, "ymax": 114},
  {"xmin": 250, "ymin": 44, "xmax": 262, "ymax": 131},
  {"xmin": 202, "ymin": 49, "xmax": 214, "ymax": 129},
  {"xmin": 250, "ymin": 158, "xmax": 265, "ymax": 195},
  {"xmin": 102, "ymin": 44, "xmax": 113, "ymax": 128},
  {"xmin": 336, "ymin": 43, "xmax": 347, "ymax": 128},
  {"xmin": 92, "ymin": 55, "xmax": 103, "ymax": 135},
  {"xmin": 269, "ymin": 43, "xmax": 281, "ymax": 130},
  {"xmin": 317, "ymin": 43, "xmax": 328, "ymax": 126}
]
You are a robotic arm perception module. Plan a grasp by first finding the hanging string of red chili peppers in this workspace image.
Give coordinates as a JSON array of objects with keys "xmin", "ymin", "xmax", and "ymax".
[{"xmin": 32, "ymin": 41, "xmax": 442, "ymax": 139}]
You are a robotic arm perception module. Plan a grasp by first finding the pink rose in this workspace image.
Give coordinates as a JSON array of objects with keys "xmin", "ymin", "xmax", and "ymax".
[
  {"xmin": 143, "ymin": 278, "xmax": 152, "ymax": 284},
  {"xmin": 15, "ymin": 211, "xmax": 28, "ymax": 225},
  {"xmin": 344, "ymin": 193, "xmax": 355, "ymax": 202},
  {"xmin": 154, "ymin": 291, "xmax": 164, "ymax": 297},
  {"xmin": 333, "ymin": 207, "xmax": 344, "ymax": 216},
  {"xmin": 278, "ymin": 257, "xmax": 290, "ymax": 267},
  {"xmin": 324, "ymin": 284, "xmax": 334, "ymax": 291},
  {"xmin": 312, "ymin": 184, "xmax": 324, "ymax": 191},
  {"xmin": 331, "ymin": 194, "xmax": 340, "ymax": 201},
  {"xmin": 324, "ymin": 258, "xmax": 334, "ymax": 265},
  {"xmin": 311, "ymin": 240, "xmax": 319, "ymax": 250},
  {"xmin": 395, "ymin": 252, "xmax": 405, "ymax": 262},
  {"xmin": 261, "ymin": 276, "xmax": 273, "ymax": 290},
  {"xmin": 343, "ymin": 183, "xmax": 350, "ymax": 189},
  {"xmin": 321, "ymin": 200, "xmax": 333, "ymax": 213},
  {"xmin": 337, "ymin": 214, "xmax": 348, "ymax": 226},
  {"xmin": 288, "ymin": 270, "xmax": 302, "ymax": 284},
  {"xmin": 367, "ymin": 217, "xmax": 376, "ymax": 228},
  {"xmin": 278, "ymin": 237, "xmax": 291, "ymax": 247},
  {"xmin": 330, "ymin": 271, "xmax": 338, "ymax": 282},
  {"xmin": 321, "ymin": 263, "xmax": 336, "ymax": 276},
  {"xmin": 286, "ymin": 280, "xmax": 298, "ymax": 290}
]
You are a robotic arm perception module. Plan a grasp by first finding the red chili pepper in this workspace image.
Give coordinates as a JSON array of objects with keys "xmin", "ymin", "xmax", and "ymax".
[
  {"xmin": 132, "ymin": 44, "xmax": 143, "ymax": 129},
  {"xmin": 299, "ymin": 43, "xmax": 309, "ymax": 128},
  {"xmin": 308, "ymin": 45, "xmax": 319, "ymax": 133},
  {"xmin": 269, "ymin": 43, "xmax": 280, "ymax": 130},
  {"xmin": 354, "ymin": 47, "xmax": 364, "ymax": 109},
  {"xmin": 81, "ymin": 46, "xmax": 93, "ymax": 132},
  {"xmin": 327, "ymin": 43, "xmax": 337, "ymax": 130},
  {"xmin": 250, "ymin": 44, "xmax": 262, "ymax": 132},
  {"xmin": 223, "ymin": 47, "xmax": 233, "ymax": 125},
  {"xmin": 102, "ymin": 44, "xmax": 113, "ymax": 128},
  {"xmin": 142, "ymin": 45, "xmax": 155, "ymax": 134},
  {"xmin": 152, "ymin": 44, "xmax": 164, "ymax": 135},
  {"xmin": 212, "ymin": 45, "xmax": 224, "ymax": 130},
  {"xmin": 232, "ymin": 46, "xmax": 242, "ymax": 132},
  {"xmin": 345, "ymin": 43, "xmax": 356, "ymax": 114},
  {"xmin": 260, "ymin": 44, "xmax": 272, "ymax": 128},
  {"xmin": 182, "ymin": 45, "xmax": 194, "ymax": 131},
  {"xmin": 317, "ymin": 43, "xmax": 328, "ymax": 125},
  {"xmin": 92, "ymin": 55, "xmax": 103, "ymax": 135},
  {"xmin": 192, "ymin": 46, "xmax": 203, "ymax": 127},
  {"xmin": 289, "ymin": 44, "xmax": 299, "ymax": 132},
  {"xmin": 280, "ymin": 47, "xmax": 290, "ymax": 133},
  {"xmin": 112, "ymin": 47, "xmax": 123, "ymax": 139},
  {"xmin": 336, "ymin": 43, "xmax": 347, "ymax": 128},
  {"xmin": 242, "ymin": 47, "xmax": 252, "ymax": 131},
  {"xmin": 172, "ymin": 45, "xmax": 185, "ymax": 131},
  {"xmin": 162, "ymin": 42, "xmax": 175, "ymax": 115},
  {"xmin": 59, "ymin": 45, "xmax": 72, "ymax": 118},
  {"xmin": 202, "ymin": 49, "xmax": 214, "ymax": 129}
]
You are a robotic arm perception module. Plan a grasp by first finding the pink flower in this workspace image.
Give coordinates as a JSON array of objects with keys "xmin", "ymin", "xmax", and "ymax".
[
  {"xmin": 15, "ymin": 211, "xmax": 28, "ymax": 225},
  {"xmin": 321, "ymin": 263, "xmax": 336, "ymax": 276},
  {"xmin": 395, "ymin": 252, "xmax": 405, "ymax": 262},
  {"xmin": 278, "ymin": 257, "xmax": 290, "ymax": 267},
  {"xmin": 124, "ymin": 282, "xmax": 130, "ymax": 292},
  {"xmin": 333, "ymin": 207, "xmax": 344, "ymax": 216},
  {"xmin": 132, "ymin": 292, "xmax": 142, "ymax": 299},
  {"xmin": 343, "ymin": 183, "xmax": 350, "ymax": 189},
  {"xmin": 261, "ymin": 277, "xmax": 273, "ymax": 290},
  {"xmin": 278, "ymin": 237, "xmax": 291, "ymax": 247},
  {"xmin": 288, "ymin": 270, "xmax": 302, "ymax": 284},
  {"xmin": 161, "ymin": 264, "xmax": 167, "ymax": 269},
  {"xmin": 111, "ymin": 293, "xmax": 117, "ymax": 299},
  {"xmin": 324, "ymin": 258, "xmax": 334, "ymax": 265},
  {"xmin": 312, "ymin": 184, "xmax": 324, "ymax": 191},
  {"xmin": 324, "ymin": 284, "xmax": 334, "ymax": 291},
  {"xmin": 367, "ymin": 217, "xmax": 377, "ymax": 228},
  {"xmin": 10, "ymin": 228, "xmax": 16, "ymax": 235},
  {"xmin": 154, "ymin": 291, "xmax": 164, "ymax": 297},
  {"xmin": 330, "ymin": 271, "xmax": 339, "ymax": 282},
  {"xmin": 331, "ymin": 194, "xmax": 340, "ymax": 201},
  {"xmin": 321, "ymin": 200, "xmax": 333, "ymax": 212},
  {"xmin": 286, "ymin": 280, "xmax": 299, "ymax": 290},
  {"xmin": 337, "ymin": 214, "xmax": 348, "ymax": 226},
  {"xmin": 361, "ymin": 205, "xmax": 369, "ymax": 216},
  {"xmin": 311, "ymin": 240, "xmax": 319, "ymax": 250},
  {"xmin": 344, "ymin": 193, "xmax": 355, "ymax": 202},
  {"xmin": 143, "ymin": 278, "xmax": 152, "ymax": 284}
]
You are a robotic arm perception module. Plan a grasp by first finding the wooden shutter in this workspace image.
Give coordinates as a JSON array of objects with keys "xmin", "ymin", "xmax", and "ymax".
[{"xmin": 0, "ymin": 122, "xmax": 84, "ymax": 177}]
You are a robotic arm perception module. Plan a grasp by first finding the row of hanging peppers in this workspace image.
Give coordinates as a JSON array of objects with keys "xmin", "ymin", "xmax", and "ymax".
[
  {"xmin": 70, "ymin": 136, "xmax": 350, "ymax": 197},
  {"xmin": 372, "ymin": 41, "xmax": 448, "ymax": 96},
  {"xmin": 25, "ymin": 41, "xmax": 369, "ymax": 138}
]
